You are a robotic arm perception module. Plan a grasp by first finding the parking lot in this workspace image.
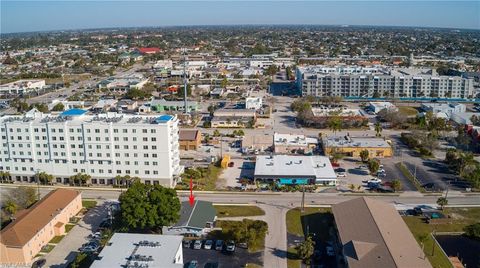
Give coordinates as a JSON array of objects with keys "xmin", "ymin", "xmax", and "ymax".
[{"xmin": 183, "ymin": 243, "xmax": 262, "ymax": 267}]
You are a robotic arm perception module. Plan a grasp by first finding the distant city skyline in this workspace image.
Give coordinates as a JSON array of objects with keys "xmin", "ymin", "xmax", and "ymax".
[{"xmin": 1, "ymin": 1, "xmax": 479, "ymax": 34}]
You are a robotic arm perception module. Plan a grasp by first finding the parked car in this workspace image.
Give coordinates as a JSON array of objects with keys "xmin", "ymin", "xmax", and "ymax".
[
  {"xmin": 215, "ymin": 240, "xmax": 224, "ymax": 251},
  {"xmin": 228, "ymin": 162, "xmax": 234, "ymax": 167},
  {"xmin": 367, "ymin": 178, "xmax": 382, "ymax": 184},
  {"xmin": 326, "ymin": 246, "xmax": 335, "ymax": 257},
  {"xmin": 183, "ymin": 240, "xmax": 192, "ymax": 248},
  {"xmin": 336, "ymin": 172, "xmax": 346, "ymax": 177},
  {"xmin": 187, "ymin": 260, "xmax": 198, "ymax": 268},
  {"xmin": 193, "ymin": 240, "xmax": 202, "ymax": 250},
  {"xmin": 237, "ymin": 242, "xmax": 248, "ymax": 249},
  {"xmin": 31, "ymin": 259, "xmax": 46, "ymax": 268},
  {"xmin": 359, "ymin": 165, "xmax": 368, "ymax": 170},
  {"xmin": 204, "ymin": 240, "xmax": 213, "ymax": 250},
  {"xmin": 226, "ymin": 241, "xmax": 235, "ymax": 252}
]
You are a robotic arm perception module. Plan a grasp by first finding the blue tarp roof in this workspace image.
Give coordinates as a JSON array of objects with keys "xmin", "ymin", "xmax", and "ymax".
[
  {"xmin": 155, "ymin": 115, "xmax": 173, "ymax": 123},
  {"xmin": 60, "ymin": 108, "xmax": 87, "ymax": 117}
]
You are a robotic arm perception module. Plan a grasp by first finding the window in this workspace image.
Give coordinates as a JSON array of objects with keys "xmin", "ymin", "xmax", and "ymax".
[{"xmin": 142, "ymin": 129, "xmax": 147, "ymax": 133}]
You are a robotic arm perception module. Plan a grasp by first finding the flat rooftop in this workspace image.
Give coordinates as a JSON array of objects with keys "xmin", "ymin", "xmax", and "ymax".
[
  {"xmin": 254, "ymin": 155, "xmax": 336, "ymax": 180},
  {"xmin": 274, "ymin": 133, "xmax": 318, "ymax": 147},
  {"xmin": 91, "ymin": 233, "xmax": 183, "ymax": 268},
  {"xmin": 311, "ymin": 107, "xmax": 363, "ymax": 117},
  {"xmin": 324, "ymin": 136, "xmax": 391, "ymax": 148}
]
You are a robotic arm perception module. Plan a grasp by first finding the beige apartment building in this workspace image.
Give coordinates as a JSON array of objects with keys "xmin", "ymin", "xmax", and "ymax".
[{"xmin": 0, "ymin": 189, "xmax": 82, "ymax": 266}]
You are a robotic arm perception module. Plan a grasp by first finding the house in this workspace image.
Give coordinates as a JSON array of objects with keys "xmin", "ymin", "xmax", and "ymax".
[
  {"xmin": 274, "ymin": 133, "xmax": 318, "ymax": 154},
  {"xmin": 245, "ymin": 97, "xmax": 263, "ymax": 110},
  {"xmin": 332, "ymin": 197, "xmax": 432, "ymax": 268},
  {"xmin": 115, "ymin": 99, "xmax": 138, "ymax": 112},
  {"xmin": 0, "ymin": 189, "xmax": 82, "ymax": 266},
  {"xmin": 421, "ymin": 103, "xmax": 466, "ymax": 118},
  {"xmin": 367, "ymin": 102, "xmax": 398, "ymax": 114},
  {"xmin": 210, "ymin": 88, "xmax": 225, "ymax": 97},
  {"xmin": 179, "ymin": 129, "xmax": 202, "ymax": 150},
  {"xmin": 323, "ymin": 136, "xmax": 393, "ymax": 158},
  {"xmin": 137, "ymin": 47, "xmax": 161, "ymax": 54},
  {"xmin": 91, "ymin": 233, "xmax": 183, "ymax": 268},
  {"xmin": 162, "ymin": 200, "xmax": 217, "ymax": 237},
  {"xmin": 254, "ymin": 155, "xmax": 337, "ymax": 186}
]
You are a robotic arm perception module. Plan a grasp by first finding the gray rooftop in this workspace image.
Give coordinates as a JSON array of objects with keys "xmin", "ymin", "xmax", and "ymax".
[
  {"xmin": 91, "ymin": 233, "xmax": 183, "ymax": 268},
  {"xmin": 325, "ymin": 136, "xmax": 391, "ymax": 148},
  {"xmin": 254, "ymin": 155, "xmax": 336, "ymax": 180},
  {"xmin": 174, "ymin": 200, "xmax": 216, "ymax": 229}
]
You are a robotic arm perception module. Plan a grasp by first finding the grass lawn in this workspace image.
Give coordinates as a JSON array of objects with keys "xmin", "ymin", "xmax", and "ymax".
[
  {"xmin": 178, "ymin": 164, "xmax": 223, "ymax": 191},
  {"xmin": 287, "ymin": 246, "xmax": 301, "ymax": 268},
  {"xmin": 398, "ymin": 106, "xmax": 419, "ymax": 117},
  {"xmin": 286, "ymin": 207, "xmax": 333, "ymax": 238},
  {"xmin": 214, "ymin": 205, "xmax": 265, "ymax": 218},
  {"xmin": 49, "ymin": 235, "xmax": 65, "ymax": 244},
  {"xmin": 403, "ymin": 207, "xmax": 480, "ymax": 268},
  {"xmin": 245, "ymin": 264, "xmax": 262, "ymax": 268},
  {"xmin": 65, "ymin": 224, "xmax": 75, "ymax": 233},
  {"xmin": 82, "ymin": 200, "xmax": 97, "ymax": 209},
  {"xmin": 40, "ymin": 244, "xmax": 55, "ymax": 253}
]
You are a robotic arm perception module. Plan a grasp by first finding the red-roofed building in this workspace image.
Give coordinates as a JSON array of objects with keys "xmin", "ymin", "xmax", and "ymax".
[{"xmin": 137, "ymin": 47, "xmax": 161, "ymax": 54}]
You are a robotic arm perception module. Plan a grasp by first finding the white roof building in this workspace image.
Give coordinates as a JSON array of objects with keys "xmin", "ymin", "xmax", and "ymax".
[
  {"xmin": 368, "ymin": 102, "xmax": 398, "ymax": 114},
  {"xmin": 0, "ymin": 79, "xmax": 46, "ymax": 95},
  {"xmin": 254, "ymin": 155, "xmax": 337, "ymax": 185},
  {"xmin": 421, "ymin": 103, "xmax": 466, "ymax": 118},
  {"xmin": 91, "ymin": 233, "xmax": 183, "ymax": 268},
  {"xmin": 245, "ymin": 97, "xmax": 263, "ymax": 110}
]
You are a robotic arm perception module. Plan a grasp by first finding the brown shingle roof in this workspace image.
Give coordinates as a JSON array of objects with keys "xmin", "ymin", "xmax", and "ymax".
[
  {"xmin": 1, "ymin": 188, "xmax": 81, "ymax": 247},
  {"xmin": 332, "ymin": 197, "xmax": 432, "ymax": 268},
  {"xmin": 179, "ymin": 129, "xmax": 199, "ymax": 141}
]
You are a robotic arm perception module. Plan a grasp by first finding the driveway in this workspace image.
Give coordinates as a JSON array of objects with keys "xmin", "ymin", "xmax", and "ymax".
[{"xmin": 44, "ymin": 201, "xmax": 108, "ymax": 268}]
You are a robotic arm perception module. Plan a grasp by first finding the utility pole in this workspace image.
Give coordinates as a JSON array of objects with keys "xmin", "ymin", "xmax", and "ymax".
[
  {"xmin": 183, "ymin": 48, "xmax": 188, "ymax": 114},
  {"xmin": 301, "ymin": 184, "xmax": 305, "ymax": 212}
]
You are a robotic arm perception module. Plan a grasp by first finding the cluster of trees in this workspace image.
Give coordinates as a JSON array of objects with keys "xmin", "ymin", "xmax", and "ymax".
[
  {"xmin": 416, "ymin": 111, "xmax": 451, "ymax": 134},
  {"xmin": 113, "ymin": 175, "xmax": 140, "ymax": 187},
  {"xmin": 118, "ymin": 182, "xmax": 180, "ymax": 232},
  {"xmin": 216, "ymin": 219, "xmax": 268, "ymax": 251},
  {"xmin": 70, "ymin": 173, "xmax": 92, "ymax": 186},
  {"xmin": 400, "ymin": 132, "xmax": 437, "ymax": 157},
  {"xmin": 464, "ymin": 223, "xmax": 480, "ymax": 240},
  {"xmin": 1, "ymin": 187, "xmax": 37, "ymax": 228},
  {"xmin": 377, "ymin": 109, "xmax": 407, "ymax": 128},
  {"xmin": 124, "ymin": 88, "xmax": 152, "ymax": 100},
  {"xmin": 445, "ymin": 149, "xmax": 480, "ymax": 189}
]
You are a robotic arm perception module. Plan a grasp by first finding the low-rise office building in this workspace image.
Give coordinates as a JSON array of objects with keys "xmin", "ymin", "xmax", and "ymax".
[
  {"xmin": 0, "ymin": 79, "xmax": 46, "ymax": 96},
  {"xmin": 91, "ymin": 233, "xmax": 183, "ymax": 268},
  {"xmin": 245, "ymin": 97, "xmax": 263, "ymax": 110},
  {"xmin": 274, "ymin": 133, "xmax": 318, "ymax": 154},
  {"xmin": 0, "ymin": 109, "xmax": 183, "ymax": 187},
  {"xmin": 212, "ymin": 109, "xmax": 256, "ymax": 128},
  {"xmin": 97, "ymin": 75, "xmax": 149, "ymax": 92},
  {"xmin": 332, "ymin": 197, "xmax": 432, "ymax": 268},
  {"xmin": 241, "ymin": 134, "xmax": 273, "ymax": 154},
  {"xmin": 179, "ymin": 129, "xmax": 202, "ymax": 151},
  {"xmin": 367, "ymin": 101, "xmax": 398, "ymax": 114},
  {"xmin": 0, "ymin": 189, "xmax": 82, "ymax": 266},
  {"xmin": 254, "ymin": 155, "xmax": 337, "ymax": 186},
  {"xmin": 150, "ymin": 99, "xmax": 199, "ymax": 112},
  {"xmin": 323, "ymin": 136, "xmax": 393, "ymax": 158},
  {"xmin": 162, "ymin": 200, "xmax": 216, "ymax": 237}
]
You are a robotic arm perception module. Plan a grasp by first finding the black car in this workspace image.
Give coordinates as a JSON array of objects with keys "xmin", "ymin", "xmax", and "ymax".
[
  {"xmin": 31, "ymin": 259, "xmax": 46, "ymax": 268},
  {"xmin": 183, "ymin": 240, "xmax": 192, "ymax": 248}
]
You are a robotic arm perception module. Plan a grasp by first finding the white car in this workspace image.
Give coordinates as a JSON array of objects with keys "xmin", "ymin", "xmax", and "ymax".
[
  {"xmin": 336, "ymin": 172, "xmax": 347, "ymax": 177},
  {"xmin": 368, "ymin": 178, "xmax": 382, "ymax": 184},
  {"xmin": 193, "ymin": 240, "xmax": 202, "ymax": 250},
  {"xmin": 204, "ymin": 240, "xmax": 213, "ymax": 250}
]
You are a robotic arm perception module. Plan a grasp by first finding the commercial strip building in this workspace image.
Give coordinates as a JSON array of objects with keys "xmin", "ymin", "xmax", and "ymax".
[
  {"xmin": 0, "ymin": 79, "xmax": 46, "ymax": 96},
  {"xmin": 179, "ymin": 129, "xmax": 202, "ymax": 151},
  {"xmin": 245, "ymin": 97, "xmax": 263, "ymax": 110},
  {"xmin": 149, "ymin": 99, "xmax": 199, "ymax": 112},
  {"xmin": 211, "ymin": 109, "xmax": 256, "ymax": 128},
  {"xmin": 96, "ymin": 74, "xmax": 149, "ymax": 92},
  {"xmin": 323, "ymin": 136, "xmax": 393, "ymax": 158},
  {"xmin": 332, "ymin": 197, "xmax": 432, "ymax": 268},
  {"xmin": 162, "ymin": 200, "xmax": 217, "ymax": 237},
  {"xmin": 297, "ymin": 66, "xmax": 474, "ymax": 99},
  {"xmin": 273, "ymin": 133, "xmax": 318, "ymax": 154},
  {"xmin": 254, "ymin": 155, "xmax": 337, "ymax": 186},
  {"xmin": 0, "ymin": 109, "xmax": 183, "ymax": 187},
  {"xmin": 91, "ymin": 233, "xmax": 183, "ymax": 268},
  {"xmin": 0, "ymin": 189, "xmax": 82, "ymax": 266}
]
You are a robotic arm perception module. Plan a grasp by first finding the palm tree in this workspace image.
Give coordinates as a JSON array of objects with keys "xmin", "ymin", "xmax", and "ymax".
[
  {"xmin": 4, "ymin": 200, "xmax": 18, "ymax": 215},
  {"xmin": 391, "ymin": 179, "xmax": 402, "ymax": 192},
  {"xmin": 327, "ymin": 116, "xmax": 342, "ymax": 136},
  {"xmin": 374, "ymin": 122, "xmax": 382, "ymax": 137},
  {"xmin": 360, "ymin": 149, "xmax": 369, "ymax": 162},
  {"xmin": 296, "ymin": 236, "xmax": 315, "ymax": 264},
  {"xmin": 436, "ymin": 197, "xmax": 448, "ymax": 210}
]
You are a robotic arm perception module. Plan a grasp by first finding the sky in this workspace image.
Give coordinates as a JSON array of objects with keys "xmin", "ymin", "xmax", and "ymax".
[{"xmin": 1, "ymin": 1, "xmax": 479, "ymax": 34}]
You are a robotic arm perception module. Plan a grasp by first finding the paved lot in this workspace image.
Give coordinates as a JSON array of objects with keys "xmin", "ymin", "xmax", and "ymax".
[
  {"xmin": 183, "ymin": 246, "xmax": 262, "ymax": 267},
  {"xmin": 382, "ymin": 159, "xmax": 417, "ymax": 191},
  {"xmin": 44, "ymin": 202, "xmax": 108, "ymax": 268}
]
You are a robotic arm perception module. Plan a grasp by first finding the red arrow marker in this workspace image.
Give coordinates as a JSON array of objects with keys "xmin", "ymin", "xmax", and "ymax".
[{"xmin": 189, "ymin": 178, "xmax": 195, "ymax": 207}]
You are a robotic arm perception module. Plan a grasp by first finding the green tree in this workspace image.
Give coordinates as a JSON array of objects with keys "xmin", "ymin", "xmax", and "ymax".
[
  {"xmin": 391, "ymin": 179, "xmax": 402, "ymax": 192},
  {"xmin": 264, "ymin": 65, "xmax": 278, "ymax": 76},
  {"xmin": 119, "ymin": 182, "xmax": 181, "ymax": 232},
  {"xmin": 327, "ymin": 116, "xmax": 342, "ymax": 136},
  {"xmin": 368, "ymin": 159, "xmax": 380, "ymax": 175},
  {"xmin": 31, "ymin": 103, "xmax": 49, "ymax": 113},
  {"xmin": 359, "ymin": 149, "xmax": 369, "ymax": 162},
  {"xmin": 3, "ymin": 200, "xmax": 18, "ymax": 215},
  {"xmin": 213, "ymin": 129, "xmax": 221, "ymax": 137},
  {"xmin": 464, "ymin": 223, "xmax": 480, "ymax": 240},
  {"xmin": 295, "ymin": 236, "xmax": 315, "ymax": 264},
  {"xmin": 0, "ymin": 171, "xmax": 11, "ymax": 182},
  {"xmin": 374, "ymin": 122, "xmax": 382, "ymax": 137},
  {"xmin": 70, "ymin": 173, "xmax": 91, "ymax": 186},
  {"xmin": 436, "ymin": 197, "xmax": 448, "ymax": 210},
  {"xmin": 38, "ymin": 172, "xmax": 54, "ymax": 185},
  {"xmin": 221, "ymin": 78, "xmax": 228, "ymax": 88},
  {"xmin": 5, "ymin": 187, "xmax": 37, "ymax": 209},
  {"xmin": 51, "ymin": 102, "xmax": 65, "ymax": 111},
  {"xmin": 124, "ymin": 88, "xmax": 152, "ymax": 100}
]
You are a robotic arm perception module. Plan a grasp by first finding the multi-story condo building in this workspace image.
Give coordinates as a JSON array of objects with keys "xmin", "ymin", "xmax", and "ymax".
[
  {"xmin": 0, "ymin": 109, "xmax": 183, "ymax": 187},
  {"xmin": 296, "ymin": 66, "xmax": 474, "ymax": 99}
]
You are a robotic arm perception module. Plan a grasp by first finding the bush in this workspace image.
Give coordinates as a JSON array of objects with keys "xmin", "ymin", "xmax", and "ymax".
[{"xmin": 464, "ymin": 223, "xmax": 480, "ymax": 240}]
